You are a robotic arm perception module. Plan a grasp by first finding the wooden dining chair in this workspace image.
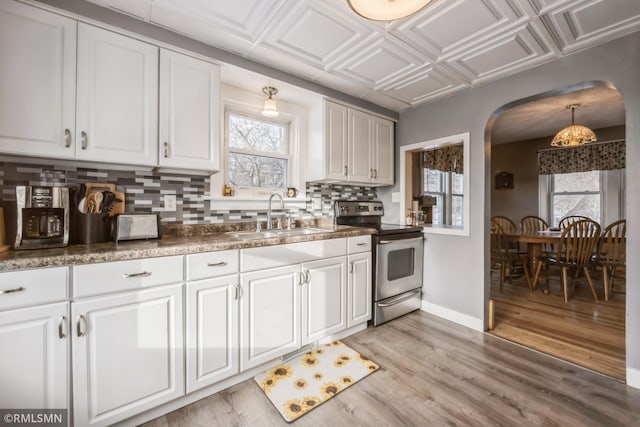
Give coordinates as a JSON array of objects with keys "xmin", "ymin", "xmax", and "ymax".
[
  {"xmin": 537, "ymin": 219, "xmax": 601, "ymax": 302},
  {"xmin": 491, "ymin": 223, "xmax": 531, "ymax": 292},
  {"xmin": 520, "ymin": 215, "xmax": 554, "ymax": 256},
  {"xmin": 593, "ymin": 219, "xmax": 626, "ymax": 301},
  {"xmin": 558, "ymin": 215, "xmax": 591, "ymax": 230},
  {"xmin": 491, "ymin": 215, "xmax": 517, "ymax": 234}
]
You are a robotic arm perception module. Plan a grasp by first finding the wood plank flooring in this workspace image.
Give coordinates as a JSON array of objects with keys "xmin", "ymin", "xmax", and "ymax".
[
  {"xmin": 143, "ymin": 311, "xmax": 640, "ymax": 427},
  {"xmin": 489, "ymin": 269, "xmax": 626, "ymax": 380}
]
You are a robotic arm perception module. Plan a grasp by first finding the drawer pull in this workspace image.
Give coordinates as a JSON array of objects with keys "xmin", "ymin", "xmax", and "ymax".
[
  {"xmin": 356, "ymin": 242, "xmax": 367, "ymax": 246},
  {"xmin": 0, "ymin": 286, "xmax": 25, "ymax": 295},
  {"xmin": 58, "ymin": 316, "xmax": 67, "ymax": 339},
  {"xmin": 207, "ymin": 261, "xmax": 228, "ymax": 267},
  {"xmin": 77, "ymin": 315, "xmax": 86, "ymax": 337},
  {"xmin": 123, "ymin": 271, "xmax": 151, "ymax": 278}
]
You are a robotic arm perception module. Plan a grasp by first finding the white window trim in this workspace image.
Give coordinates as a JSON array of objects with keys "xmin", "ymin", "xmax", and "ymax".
[{"xmin": 209, "ymin": 84, "xmax": 307, "ymax": 207}]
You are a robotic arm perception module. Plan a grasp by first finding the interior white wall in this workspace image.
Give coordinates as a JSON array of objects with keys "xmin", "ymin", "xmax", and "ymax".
[{"xmin": 378, "ymin": 31, "xmax": 640, "ymax": 386}]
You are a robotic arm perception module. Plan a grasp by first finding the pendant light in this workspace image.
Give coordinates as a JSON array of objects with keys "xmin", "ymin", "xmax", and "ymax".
[
  {"xmin": 261, "ymin": 86, "xmax": 279, "ymax": 118},
  {"xmin": 551, "ymin": 104, "xmax": 597, "ymax": 147},
  {"xmin": 347, "ymin": 0, "xmax": 433, "ymax": 21}
]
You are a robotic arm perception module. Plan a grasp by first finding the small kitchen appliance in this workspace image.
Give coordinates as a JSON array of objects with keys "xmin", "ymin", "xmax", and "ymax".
[
  {"xmin": 13, "ymin": 185, "xmax": 70, "ymax": 249},
  {"xmin": 334, "ymin": 200, "xmax": 424, "ymax": 326}
]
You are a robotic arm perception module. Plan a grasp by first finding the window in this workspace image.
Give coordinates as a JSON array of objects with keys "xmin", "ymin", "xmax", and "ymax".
[
  {"xmin": 549, "ymin": 170, "xmax": 601, "ymax": 225},
  {"xmin": 226, "ymin": 111, "xmax": 290, "ymax": 190},
  {"xmin": 423, "ymin": 169, "xmax": 464, "ymax": 226}
]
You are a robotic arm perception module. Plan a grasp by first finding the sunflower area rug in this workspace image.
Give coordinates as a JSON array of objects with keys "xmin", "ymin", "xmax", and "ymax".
[{"xmin": 254, "ymin": 340, "xmax": 380, "ymax": 422}]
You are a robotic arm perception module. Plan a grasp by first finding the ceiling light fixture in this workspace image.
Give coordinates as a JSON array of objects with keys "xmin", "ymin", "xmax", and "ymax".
[
  {"xmin": 551, "ymin": 104, "xmax": 597, "ymax": 147},
  {"xmin": 347, "ymin": 0, "xmax": 433, "ymax": 21},
  {"xmin": 261, "ymin": 86, "xmax": 279, "ymax": 118}
]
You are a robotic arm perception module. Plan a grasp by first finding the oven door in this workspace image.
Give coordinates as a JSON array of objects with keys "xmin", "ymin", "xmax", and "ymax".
[{"xmin": 374, "ymin": 234, "xmax": 423, "ymax": 301}]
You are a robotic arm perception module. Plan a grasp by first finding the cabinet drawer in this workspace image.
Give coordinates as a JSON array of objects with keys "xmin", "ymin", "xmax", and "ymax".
[
  {"xmin": 348, "ymin": 235, "xmax": 372, "ymax": 253},
  {"xmin": 186, "ymin": 250, "xmax": 238, "ymax": 281},
  {"xmin": 241, "ymin": 238, "xmax": 346, "ymax": 272},
  {"xmin": 73, "ymin": 256, "xmax": 184, "ymax": 298},
  {"xmin": 0, "ymin": 267, "xmax": 68, "ymax": 310}
]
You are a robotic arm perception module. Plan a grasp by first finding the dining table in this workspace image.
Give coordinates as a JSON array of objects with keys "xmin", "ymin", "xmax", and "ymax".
[{"xmin": 508, "ymin": 230, "xmax": 563, "ymax": 293}]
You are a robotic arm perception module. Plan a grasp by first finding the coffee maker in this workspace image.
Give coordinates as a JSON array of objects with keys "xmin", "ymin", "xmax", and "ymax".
[{"xmin": 13, "ymin": 185, "xmax": 70, "ymax": 249}]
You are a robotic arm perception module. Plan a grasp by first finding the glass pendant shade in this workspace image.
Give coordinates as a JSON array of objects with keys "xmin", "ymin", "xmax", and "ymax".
[
  {"xmin": 347, "ymin": 0, "xmax": 433, "ymax": 21},
  {"xmin": 261, "ymin": 86, "xmax": 279, "ymax": 118},
  {"xmin": 551, "ymin": 104, "xmax": 597, "ymax": 147}
]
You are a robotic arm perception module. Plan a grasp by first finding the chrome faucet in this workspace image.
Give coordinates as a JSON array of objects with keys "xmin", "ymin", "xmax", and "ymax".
[{"xmin": 266, "ymin": 192, "xmax": 284, "ymax": 230}]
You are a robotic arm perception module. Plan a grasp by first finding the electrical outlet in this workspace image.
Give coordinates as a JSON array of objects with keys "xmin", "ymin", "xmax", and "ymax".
[
  {"xmin": 311, "ymin": 196, "xmax": 322, "ymax": 211},
  {"xmin": 164, "ymin": 194, "xmax": 177, "ymax": 211}
]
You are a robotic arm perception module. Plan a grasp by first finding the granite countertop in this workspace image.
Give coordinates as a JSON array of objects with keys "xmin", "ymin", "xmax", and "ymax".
[{"xmin": 0, "ymin": 224, "xmax": 374, "ymax": 271}]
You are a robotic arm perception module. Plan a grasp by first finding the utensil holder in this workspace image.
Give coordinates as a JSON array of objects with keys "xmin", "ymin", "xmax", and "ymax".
[{"xmin": 74, "ymin": 214, "xmax": 113, "ymax": 244}]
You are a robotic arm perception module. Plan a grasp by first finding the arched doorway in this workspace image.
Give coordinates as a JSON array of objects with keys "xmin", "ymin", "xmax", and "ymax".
[{"xmin": 485, "ymin": 81, "xmax": 627, "ymax": 381}]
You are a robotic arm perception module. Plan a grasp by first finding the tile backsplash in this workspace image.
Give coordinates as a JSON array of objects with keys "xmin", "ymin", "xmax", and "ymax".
[{"xmin": 0, "ymin": 161, "xmax": 377, "ymax": 224}]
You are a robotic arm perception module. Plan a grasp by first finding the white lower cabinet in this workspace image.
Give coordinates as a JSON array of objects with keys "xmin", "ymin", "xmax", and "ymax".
[
  {"xmin": 71, "ymin": 284, "xmax": 184, "ymax": 427},
  {"xmin": 301, "ymin": 257, "xmax": 347, "ymax": 345},
  {"xmin": 348, "ymin": 252, "xmax": 372, "ymax": 327},
  {"xmin": 0, "ymin": 302, "xmax": 69, "ymax": 409},
  {"xmin": 186, "ymin": 275, "xmax": 239, "ymax": 393},
  {"xmin": 240, "ymin": 265, "xmax": 301, "ymax": 371}
]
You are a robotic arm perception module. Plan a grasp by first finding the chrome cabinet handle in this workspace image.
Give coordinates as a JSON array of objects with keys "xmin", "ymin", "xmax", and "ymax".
[
  {"xmin": 164, "ymin": 142, "xmax": 169, "ymax": 158},
  {"xmin": 0, "ymin": 286, "xmax": 25, "ymax": 295},
  {"xmin": 76, "ymin": 315, "xmax": 86, "ymax": 337},
  {"xmin": 81, "ymin": 131, "xmax": 88, "ymax": 149},
  {"xmin": 344, "ymin": 165, "xmax": 348, "ymax": 176},
  {"xmin": 349, "ymin": 262, "xmax": 354, "ymax": 274},
  {"xmin": 58, "ymin": 316, "xmax": 67, "ymax": 339},
  {"xmin": 64, "ymin": 129, "xmax": 72, "ymax": 148},
  {"xmin": 374, "ymin": 169, "xmax": 378, "ymax": 179},
  {"xmin": 207, "ymin": 261, "xmax": 228, "ymax": 267},
  {"xmin": 237, "ymin": 283, "xmax": 243, "ymax": 300},
  {"xmin": 123, "ymin": 271, "xmax": 151, "ymax": 278},
  {"xmin": 305, "ymin": 270, "xmax": 311, "ymax": 284},
  {"xmin": 356, "ymin": 242, "xmax": 367, "ymax": 246},
  {"xmin": 370, "ymin": 169, "xmax": 373, "ymax": 178},
  {"xmin": 233, "ymin": 284, "xmax": 239, "ymax": 300},
  {"xmin": 298, "ymin": 272, "xmax": 305, "ymax": 286}
]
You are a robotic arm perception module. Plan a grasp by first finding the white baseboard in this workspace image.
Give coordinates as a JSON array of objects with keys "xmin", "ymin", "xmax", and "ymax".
[
  {"xmin": 420, "ymin": 301, "xmax": 484, "ymax": 332},
  {"xmin": 627, "ymin": 367, "xmax": 640, "ymax": 389}
]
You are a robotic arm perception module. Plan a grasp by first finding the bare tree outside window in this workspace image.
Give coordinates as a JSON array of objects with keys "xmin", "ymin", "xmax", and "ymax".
[
  {"xmin": 227, "ymin": 112, "xmax": 289, "ymax": 189},
  {"xmin": 550, "ymin": 170, "xmax": 600, "ymax": 226}
]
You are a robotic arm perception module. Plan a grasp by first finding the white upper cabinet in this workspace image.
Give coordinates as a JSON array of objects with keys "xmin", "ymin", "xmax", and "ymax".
[
  {"xmin": 0, "ymin": 2, "xmax": 76, "ymax": 159},
  {"xmin": 324, "ymin": 101, "xmax": 349, "ymax": 181},
  {"xmin": 372, "ymin": 116, "xmax": 394, "ymax": 185},
  {"xmin": 309, "ymin": 99, "xmax": 394, "ymax": 186},
  {"xmin": 159, "ymin": 49, "xmax": 220, "ymax": 171},
  {"xmin": 76, "ymin": 23, "xmax": 159, "ymax": 166}
]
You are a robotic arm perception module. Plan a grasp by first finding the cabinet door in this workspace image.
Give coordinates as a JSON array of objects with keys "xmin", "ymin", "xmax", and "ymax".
[
  {"xmin": 0, "ymin": 2, "xmax": 76, "ymax": 158},
  {"xmin": 301, "ymin": 257, "xmax": 347, "ymax": 345},
  {"xmin": 240, "ymin": 265, "xmax": 301, "ymax": 371},
  {"xmin": 348, "ymin": 108, "xmax": 373, "ymax": 183},
  {"xmin": 186, "ymin": 276, "xmax": 239, "ymax": 393},
  {"xmin": 373, "ymin": 117, "xmax": 394, "ymax": 185},
  {"xmin": 324, "ymin": 101, "xmax": 349, "ymax": 181},
  {"xmin": 0, "ymin": 302, "xmax": 68, "ymax": 409},
  {"xmin": 72, "ymin": 284, "xmax": 183, "ymax": 427},
  {"xmin": 76, "ymin": 23, "xmax": 158, "ymax": 166},
  {"xmin": 159, "ymin": 49, "xmax": 220, "ymax": 171},
  {"xmin": 348, "ymin": 252, "xmax": 372, "ymax": 327}
]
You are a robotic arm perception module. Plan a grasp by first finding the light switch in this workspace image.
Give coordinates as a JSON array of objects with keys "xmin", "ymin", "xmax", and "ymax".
[
  {"xmin": 391, "ymin": 192, "xmax": 400, "ymax": 203},
  {"xmin": 164, "ymin": 194, "xmax": 177, "ymax": 211}
]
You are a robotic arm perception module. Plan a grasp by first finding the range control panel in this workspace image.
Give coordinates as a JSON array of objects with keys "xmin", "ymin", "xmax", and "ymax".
[{"xmin": 334, "ymin": 200, "xmax": 384, "ymax": 217}]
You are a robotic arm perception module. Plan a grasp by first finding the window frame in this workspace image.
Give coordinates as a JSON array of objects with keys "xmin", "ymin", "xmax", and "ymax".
[
  {"xmin": 423, "ymin": 169, "xmax": 464, "ymax": 226},
  {"xmin": 224, "ymin": 108, "xmax": 292, "ymax": 192}
]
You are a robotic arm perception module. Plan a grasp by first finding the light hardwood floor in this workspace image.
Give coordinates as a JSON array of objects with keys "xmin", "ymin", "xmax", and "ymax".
[
  {"xmin": 489, "ymin": 268, "xmax": 626, "ymax": 380},
  {"xmin": 143, "ymin": 310, "xmax": 639, "ymax": 427}
]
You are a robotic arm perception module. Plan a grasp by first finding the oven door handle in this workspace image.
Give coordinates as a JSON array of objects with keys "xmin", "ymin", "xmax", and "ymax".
[
  {"xmin": 377, "ymin": 289, "xmax": 421, "ymax": 307},
  {"xmin": 378, "ymin": 236, "xmax": 424, "ymax": 245}
]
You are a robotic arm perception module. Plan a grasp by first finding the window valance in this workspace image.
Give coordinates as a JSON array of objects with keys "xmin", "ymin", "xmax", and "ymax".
[
  {"xmin": 538, "ymin": 139, "xmax": 625, "ymax": 175},
  {"xmin": 423, "ymin": 143, "xmax": 463, "ymax": 174}
]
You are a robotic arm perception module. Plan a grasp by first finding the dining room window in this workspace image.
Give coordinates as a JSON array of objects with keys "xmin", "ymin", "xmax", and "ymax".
[
  {"xmin": 423, "ymin": 169, "xmax": 463, "ymax": 226},
  {"xmin": 549, "ymin": 170, "xmax": 601, "ymax": 226}
]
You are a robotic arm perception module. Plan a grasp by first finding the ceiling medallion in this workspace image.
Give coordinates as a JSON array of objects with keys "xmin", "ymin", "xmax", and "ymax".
[
  {"xmin": 347, "ymin": 0, "xmax": 433, "ymax": 21},
  {"xmin": 550, "ymin": 104, "xmax": 597, "ymax": 147}
]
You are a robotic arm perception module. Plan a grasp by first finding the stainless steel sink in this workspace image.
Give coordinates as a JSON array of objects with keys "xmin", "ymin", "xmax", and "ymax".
[{"xmin": 226, "ymin": 228, "xmax": 329, "ymax": 240}]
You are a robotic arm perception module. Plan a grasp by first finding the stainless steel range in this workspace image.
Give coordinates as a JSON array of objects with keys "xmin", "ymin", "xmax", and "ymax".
[{"xmin": 334, "ymin": 200, "xmax": 424, "ymax": 326}]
